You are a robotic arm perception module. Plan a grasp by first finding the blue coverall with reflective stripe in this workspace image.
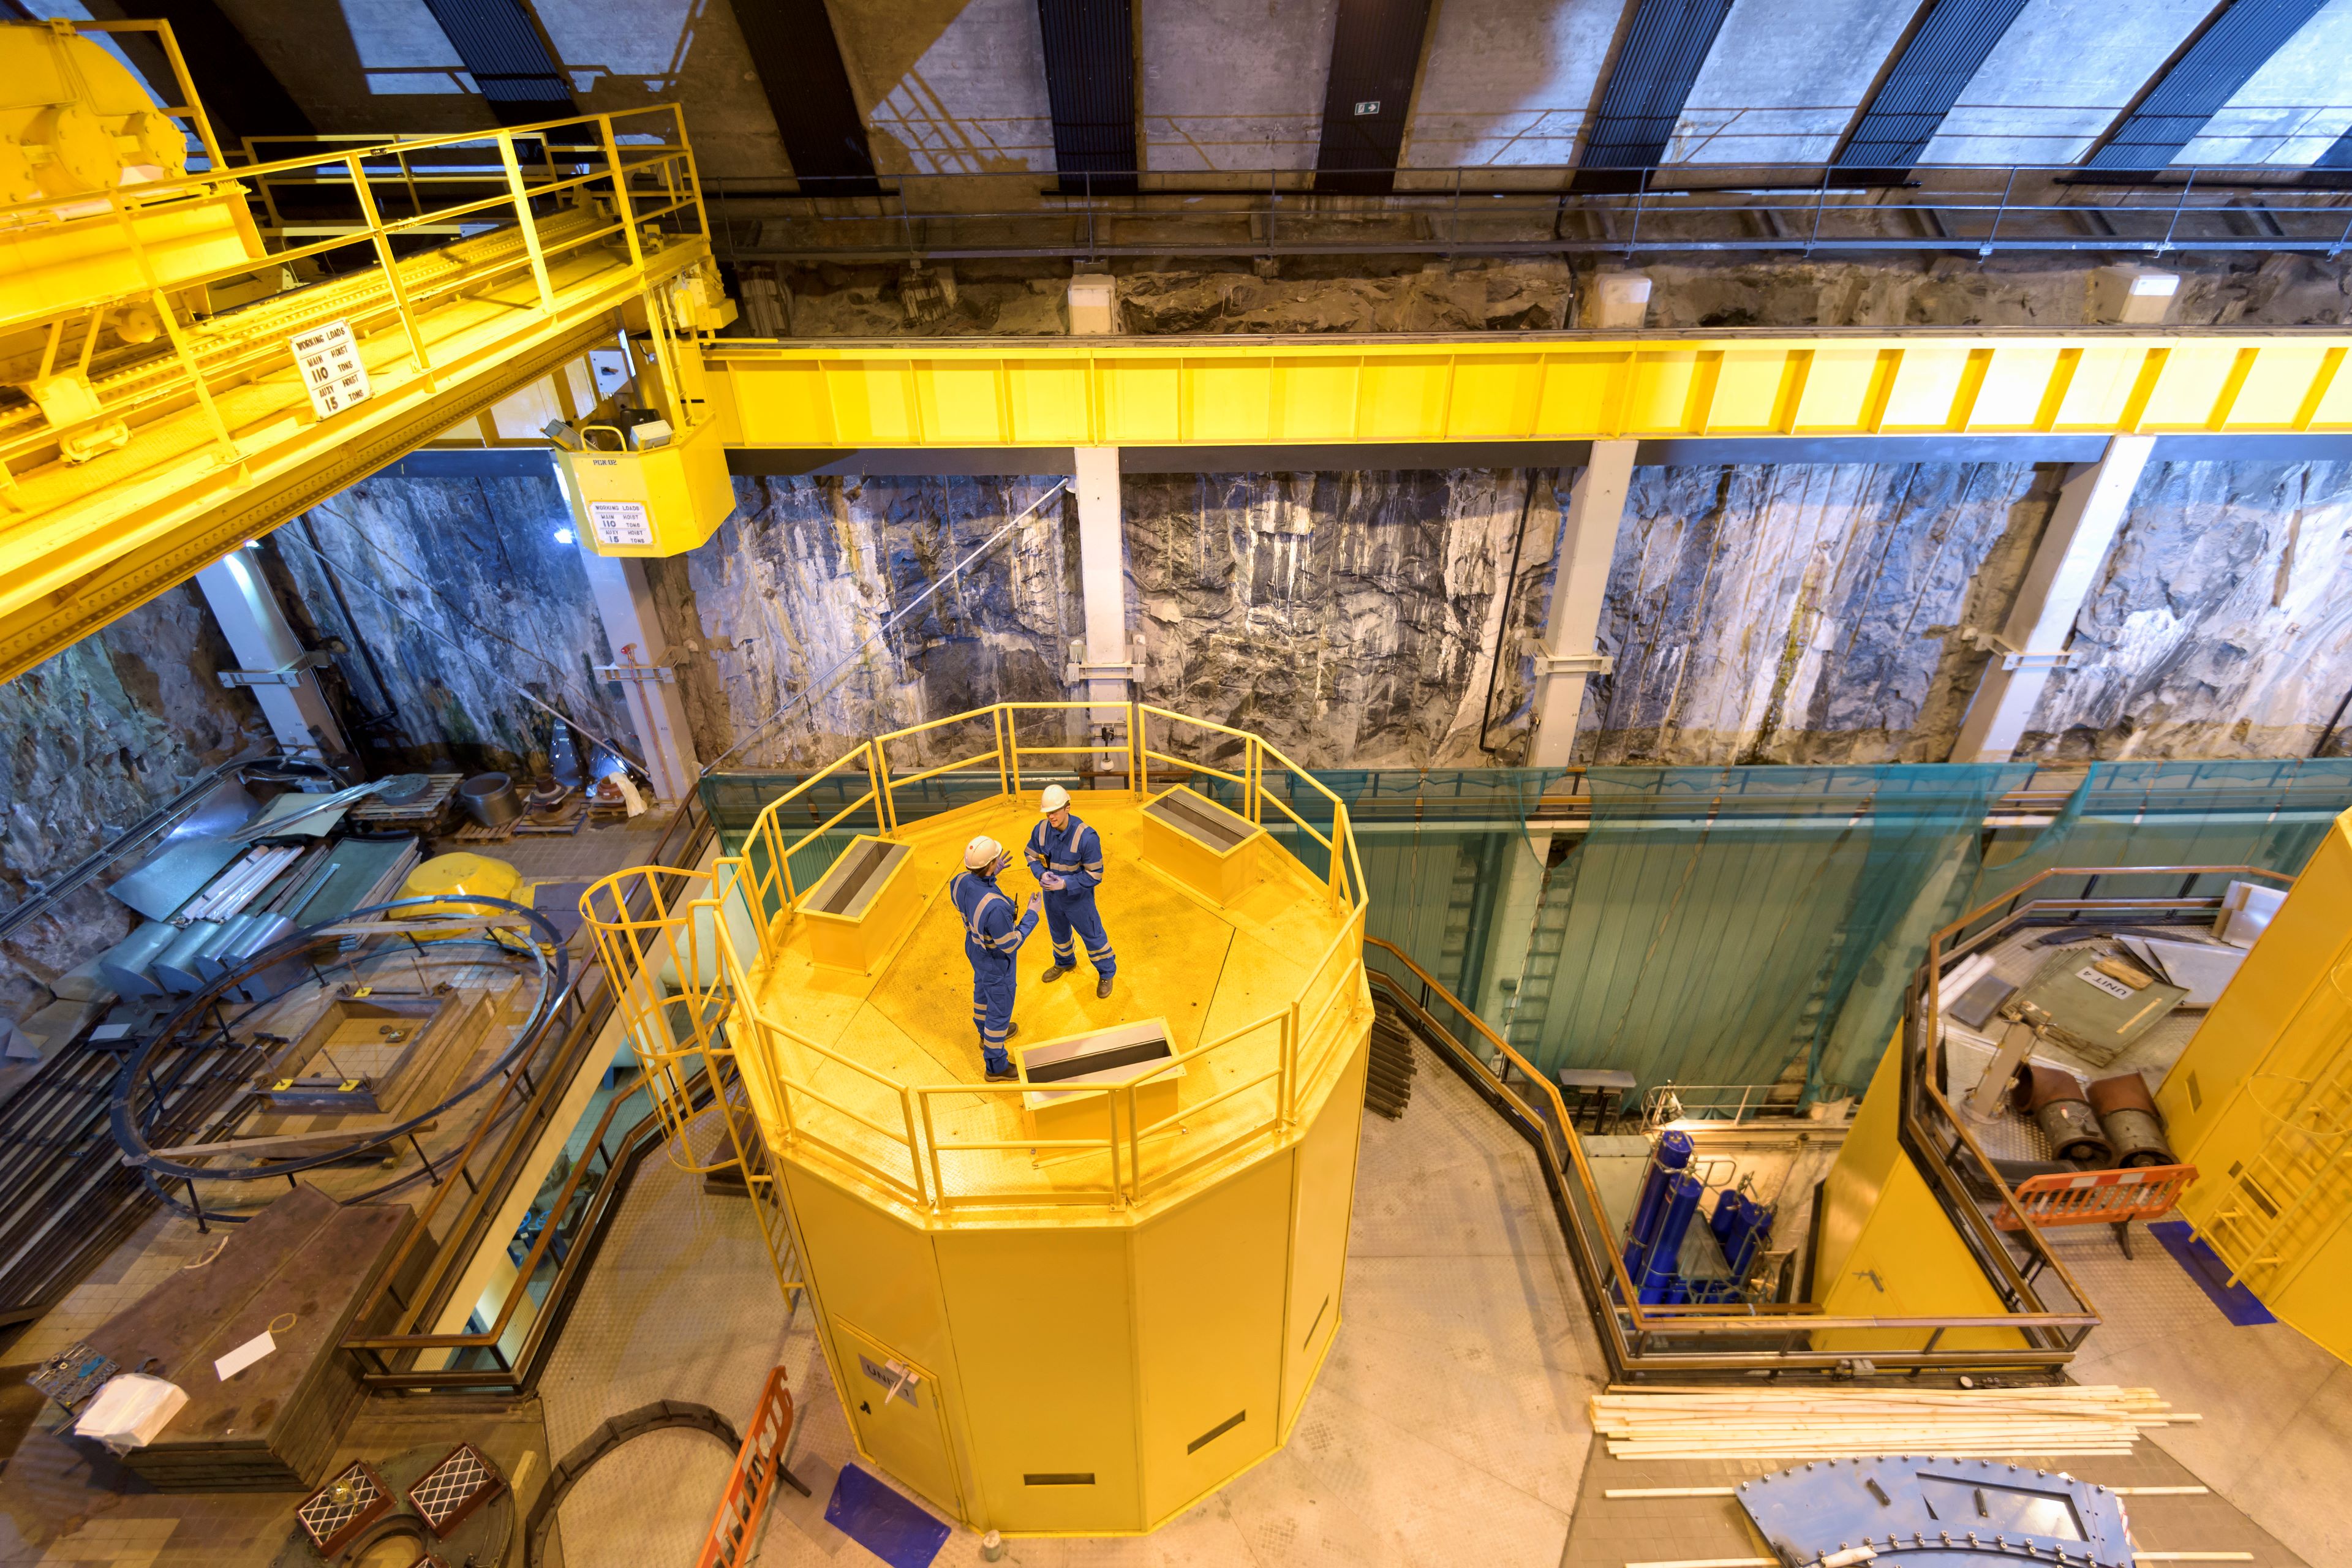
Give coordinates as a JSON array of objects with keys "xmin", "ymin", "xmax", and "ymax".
[
  {"xmin": 951, "ymin": 867, "xmax": 1036, "ymax": 1074},
  {"xmin": 1025, "ymin": 815, "xmax": 1116, "ymax": 978}
]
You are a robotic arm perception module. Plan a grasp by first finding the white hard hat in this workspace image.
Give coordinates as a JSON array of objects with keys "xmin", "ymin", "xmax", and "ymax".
[
  {"xmin": 963, "ymin": 834, "xmax": 1004, "ymax": 870},
  {"xmin": 1039, "ymin": 785, "xmax": 1071, "ymax": 813}
]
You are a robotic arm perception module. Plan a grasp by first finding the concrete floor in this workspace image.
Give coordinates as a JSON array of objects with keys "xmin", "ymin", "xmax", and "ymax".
[
  {"xmin": 11, "ymin": 1031, "xmax": 2352, "ymax": 1566},
  {"xmin": 540, "ymin": 1032, "xmax": 1600, "ymax": 1566}
]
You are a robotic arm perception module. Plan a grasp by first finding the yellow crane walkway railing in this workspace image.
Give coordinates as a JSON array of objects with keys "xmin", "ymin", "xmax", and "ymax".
[
  {"xmin": 0, "ymin": 77, "xmax": 717, "ymax": 682},
  {"xmin": 584, "ymin": 702, "xmax": 1370, "ymax": 1215}
]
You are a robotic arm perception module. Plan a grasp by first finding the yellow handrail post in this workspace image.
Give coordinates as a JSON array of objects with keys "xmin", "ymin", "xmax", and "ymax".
[
  {"xmin": 1006, "ymin": 703, "xmax": 1024, "ymax": 797},
  {"xmin": 673, "ymin": 104, "xmax": 714, "ymax": 239},
  {"xmin": 876, "ymin": 739, "xmax": 898, "ymax": 834},
  {"xmin": 597, "ymin": 115, "xmax": 646, "ymax": 274},
  {"xmin": 1283, "ymin": 1001, "xmax": 1300, "ymax": 1126},
  {"xmin": 345, "ymin": 153, "xmax": 437, "ymax": 391},
  {"xmin": 906, "ymin": 1085, "xmax": 934, "ymax": 1210},
  {"xmin": 1126, "ymin": 698, "xmax": 1141, "ymax": 795},
  {"xmin": 497, "ymin": 131, "xmax": 557, "ymax": 314}
]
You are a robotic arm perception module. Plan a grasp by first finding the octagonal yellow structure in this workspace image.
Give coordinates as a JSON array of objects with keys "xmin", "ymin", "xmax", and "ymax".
[{"xmin": 584, "ymin": 703, "xmax": 1373, "ymax": 1536}]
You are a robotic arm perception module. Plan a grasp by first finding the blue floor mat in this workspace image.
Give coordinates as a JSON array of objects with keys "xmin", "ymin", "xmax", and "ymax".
[
  {"xmin": 824, "ymin": 1464, "xmax": 952, "ymax": 1568},
  {"xmin": 2148, "ymin": 1219, "xmax": 2277, "ymax": 1327}
]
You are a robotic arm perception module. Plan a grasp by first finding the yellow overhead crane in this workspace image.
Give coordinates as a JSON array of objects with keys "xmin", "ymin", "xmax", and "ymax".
[
  {"xmin": 0, "ymin": 17, "xmax": 727, "ymax": 683},
  {"xmin": 10, "ymin": 13, "xmax": 2352, "ymax": 680}
]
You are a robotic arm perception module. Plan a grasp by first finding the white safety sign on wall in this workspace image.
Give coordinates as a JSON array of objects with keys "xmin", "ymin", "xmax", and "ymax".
[
  {"xmin": 290, "ymin": 319, "xmax": 371, "ymax": 418},
  {"xmin": 588, "ymin": 500, "xmax": 652, "ymax": 547}
]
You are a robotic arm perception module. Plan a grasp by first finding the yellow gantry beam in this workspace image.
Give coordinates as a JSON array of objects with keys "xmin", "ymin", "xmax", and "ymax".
[
  {"xmin": 0, "ymin": 94, "xmax": 712, "ymax": 685},
  {"xmin": 707, "ymin": 332, "xmax": 2352, "ymax": 448}
]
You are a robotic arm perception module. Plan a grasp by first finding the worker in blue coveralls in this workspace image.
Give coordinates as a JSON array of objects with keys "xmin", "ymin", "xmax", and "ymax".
[
  {"xmin": 952, "ymin": 834, "xmax": 1038, "ymax": 1082},
  {"xmin": 1026, "ymin": 784, "xmax": 1117, "ymax": 1000}
]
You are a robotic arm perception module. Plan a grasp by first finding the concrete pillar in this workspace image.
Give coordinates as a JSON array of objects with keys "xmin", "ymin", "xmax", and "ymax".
[
  {"xmin": 2090, "ymin": 267, "xmax": 2179, "ymax": 324},
  {"xmin": 1526, "ymin": 439, "xmax": 1636, "ymax": 769},
  {"xmin": 1068, "ymin": 273, "xmax": 1116, "ymax": 334},
  {"xmin": 1585, "ymin": 273, "xmax": 1652, "ymax": 329},
  {"xmin": 1476, "ymin": 828, "xmax": 1554, "ymax": 1038},
  {"xmin": 1070, "ymin": 446, "xmax": 1134, "ymax": 772},
  {"xmin": 576, "ymin": 548, "xmax": 701, "ymax": 805},
  {"xmin": 196, "ymin": 549, "xmax": 350, "ymax": 770},
  {"xmin": 1950, "ymin": 434, "xmax": 2156, "ymax": 764}
]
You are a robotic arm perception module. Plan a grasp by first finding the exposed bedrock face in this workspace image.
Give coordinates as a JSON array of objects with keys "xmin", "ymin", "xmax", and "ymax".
[
  {"xmin": 1121, "ymin": 469, "xmax": 1557, "ymax": 769},
  {"xmin": 0, "ymin": 587, "xmax": 266, "ymax": 1019},
  {"xmin": 279, "ymin": 476, "xmax": 640, "ymax": 775},
  {"xmin": 625, "ymin": 462, "xmax": 2352, "ymax": 773},
  {"xmin": 1581, "ymin": 462, "xmax": 2060, "ymax": 766},
  {"xmin": 2019, "ymin": 461, "xmax": 2352, "ymax": 762},
  {"xmin": 654, "ymin": 475, "xmax": 1082, "ymax": 771},
  {"xmin": 767, "ymin": 252, "xmax": 2352, "ymax": 337}
]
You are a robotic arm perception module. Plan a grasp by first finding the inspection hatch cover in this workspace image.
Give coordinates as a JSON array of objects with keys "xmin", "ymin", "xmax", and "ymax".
[
  {"xmin": 407, "ymin": 1440, "xmax": 504, "ymax": 1537},
  {"xmin": 296, "ymin": 1460, "xmax": 393, "ymax": 1556}
]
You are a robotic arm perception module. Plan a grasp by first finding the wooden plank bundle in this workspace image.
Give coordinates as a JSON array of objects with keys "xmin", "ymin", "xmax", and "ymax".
[{"xmin": 1591, "ymin": 1384, "xmax": 2195, "ymax": 1460}]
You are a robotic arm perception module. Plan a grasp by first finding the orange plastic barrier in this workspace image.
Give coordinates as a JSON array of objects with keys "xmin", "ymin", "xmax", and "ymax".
[
  {"xmin": 1992, "ymin": 1164, "xmax": 2198, "ymax": 1257},
  {"xmin": 696, "ymin": 1366, "xmax": 807, "ymax": 1568}
]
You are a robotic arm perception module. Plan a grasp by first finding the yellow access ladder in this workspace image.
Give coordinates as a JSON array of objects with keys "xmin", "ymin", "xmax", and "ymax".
[{"xmin": 2195, "ymin": 963, "xmax": 2352, "ymax": 1294}]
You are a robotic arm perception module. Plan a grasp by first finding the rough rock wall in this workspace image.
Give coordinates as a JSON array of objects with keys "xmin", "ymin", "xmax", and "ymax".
[
  {"xmin": 1124, "ymin": 470, "xmax": 1559, "ymax": 768},
  {"xmin": 772, "ymin": 258, "xmax": 1575, "ymax": 336},
  {"xmin": 2023, "ymin": 461, "xmax": 2352, "ymax": 760},
  {"xmin": 766, "ymin": 252, "xmax": 2352, "ymax": 337},
  {"xmin": 1581, "ymin": 463, "xmax": 2061, "ymax": 764},
  {"xmin": 279, "ymin": 477, "xmax": 639, "ymax": 775},
  {"xmin": 0, "ymin": 588, "xmax": 267, "ymax": 1020},
  {"xmin": 1626, "ymin": 252, "xmax": 2352, "ymax": 331},
  {"xmin": 655, "ymin": 475, "xmax": 1080, "ymax": 770}
]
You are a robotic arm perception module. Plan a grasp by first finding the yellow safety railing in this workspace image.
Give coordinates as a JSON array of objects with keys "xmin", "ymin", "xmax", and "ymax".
[
  {"xmin": 584, "ymin": 701, "xmax": 1371, "ymax": 1214},
  {"xmin": 2, "ymin": 102, "xmax": 707, "ymax": 447},
  {"xmin": 916, "ymin": 1081, "xmax": 1125, "ymax": 1208}
]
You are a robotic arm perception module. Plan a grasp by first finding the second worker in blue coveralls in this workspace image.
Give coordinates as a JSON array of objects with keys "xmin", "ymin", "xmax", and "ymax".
[
  {"xmin": 952, "ymin": 835, "xmax": 1039, "ymax": 1082},
  {"xmin": 1027, "ymin": 783, "xmax": 1117, "ymax": 1000}
]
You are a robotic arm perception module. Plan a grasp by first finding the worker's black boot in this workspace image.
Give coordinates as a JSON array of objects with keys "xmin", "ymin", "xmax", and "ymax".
[{"xmin": 1041, "ymin": 963, "xmax": 1070, "ymax": 982}]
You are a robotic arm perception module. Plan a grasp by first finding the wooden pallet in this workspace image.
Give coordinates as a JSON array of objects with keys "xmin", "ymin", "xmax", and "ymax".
[
  {"xmin": 445, "ymin": 818, "xmax": 517, "ymax": 845},
  {"xmin": 512, "ymin": 797, "xmax": 587, "ymax": 835},
  {"xmin": 349, "ymin": 773, "xmax": 462, "ymax": 827}
]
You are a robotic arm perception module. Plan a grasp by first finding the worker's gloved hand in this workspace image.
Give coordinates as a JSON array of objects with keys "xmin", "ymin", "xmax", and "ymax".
[
  {"xmin": 1042, "ymin": 872, "xmax": 1066, "ymax": 891},
  {"xmin": 1025, "ymin": 892, "xmax": 1041, "ymax": 915}
]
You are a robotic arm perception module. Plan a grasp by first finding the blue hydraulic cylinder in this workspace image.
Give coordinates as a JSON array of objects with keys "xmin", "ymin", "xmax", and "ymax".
[
  {"xmin": 1637, "ymin": 1172, "xmax": 1705, "ymax": 1303},
  {"xmin": 1624, "ymin": 1130, "xmax": 1693, "ymax": 1260},
  {"xmin": 1725, "ymin": 1196, "xmax": 1774, "ymax": 1277}
]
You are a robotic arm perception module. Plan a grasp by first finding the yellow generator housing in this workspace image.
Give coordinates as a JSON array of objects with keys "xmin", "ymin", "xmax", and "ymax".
[
  {"xmin": 584, "ymin": 704, "xmax": 1375, "ymax": 1534},
  {"xmin": 2160, "ymin": 808, "xmax": 2352, "ymax": 1359}
]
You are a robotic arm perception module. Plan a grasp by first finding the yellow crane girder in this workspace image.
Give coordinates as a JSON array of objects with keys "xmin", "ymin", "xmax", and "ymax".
[
  {"xmin": 0, "ymin": 39, "xmax": 716, "ymax": 684},
  {"xmin": 703, "ymin": 331, "xmax": 2352, "ymax": 450}
]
